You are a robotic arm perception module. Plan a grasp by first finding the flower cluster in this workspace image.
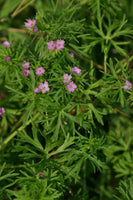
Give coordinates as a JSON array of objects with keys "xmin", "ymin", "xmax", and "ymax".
[
  {"xmin": 63, "ymin": 74, "xmax": 77, "ymax": 92},
  {"xmin": 122, "ymin": 80, "xmax": 132, "ymax": 90},
  {"xmin": 47, "ymin": 39, "xmax": 65, "ymax": 51},
  {"xmin": 34, "ymin": 81, "xmax": 50, "ymax": 94},
  {"xmin": 3, "ymin": 41, "xmax": 11, "ymax": 62},
  {"xmin": 21, "ymin": 61, "xmax": 30, "ymax": 77},
  {"xmin": 25, "ymin": 19, "xmax": 38, "ymax": 32},
  {"xmin": 62, "ymin": 67, "xmax": 81, "ymax": 92},
  {"xmin": 0, "ymin": 107, "xmax": 5, "ymax": 118}
]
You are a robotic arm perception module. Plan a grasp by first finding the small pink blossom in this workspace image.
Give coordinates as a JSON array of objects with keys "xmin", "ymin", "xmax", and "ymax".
[
  {"xmin": 35, "ymin": 67, "xmax": 45, "ymax": 76},
  {"xmin": 63, "ymin": 74, "xmax": 72, "ymax": 83},
  {"xmin": 122, "ymin": 80, "xmax": 132, "ymax": 90},
  {"xmin": 38, "ymin": 81, "xmax": 50, "ymax": 93},
  {"xmin": 33, "ymin": 26, "xmax": 38, "ymax": 32},
  {"xmin": 34, "ymin": 87, "xmax": 40, "ymax": 93},
  {"xmin": 0, "ymin": 107, "xmax": 5, "ymax": 118},
  {"xmin": 47, "ymin": 41, "xmax": 56, "ymax": 50},
  {"xmin": 66, "ymin": 81, "xmax": 77, "ymax": 92},
  {"xmin": 22, "ymin": 70, "xmax": 30, "ymax": 77},
  {"xmin": 39, "ymin": 172, "xmax": 45, "ymax": 178},
  {"xmin": 55, "ymin": 39, "xmax": 65, "ymax": 50},
  {"xmin": 25, "ymin": 19, "xmax": 36, "ymax": 29},
  {"xmin": 70, "ymin": 53, "xmax": 74, "ymax": 58},
  {"xmin": 22, "ymin": 61, "xmax": 30, "ymax": 69},
  {"xmin": 3, "ymin": 41, "xmax": 11, "ymax": 48},
  {"xmin": 72, "ymin": 66, "xmax": 81, "ymax": 75},
  {"xmin": 5, "ymin": 56, "xmax": 10, "ymax": 62}
]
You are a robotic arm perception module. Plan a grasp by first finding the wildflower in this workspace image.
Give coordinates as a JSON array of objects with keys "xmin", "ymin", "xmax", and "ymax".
[
  {"xmin": 72, "ymin": 66, "xmax": 81, "ymax": 75},
  {"xmin": 39, "ymin": 172, "xmax": 45, "ymax": 178},
  {"xmin": 0, "ymin": 107, "xmax": 5, "ymax": 118},
  {"xmin": 55, "ymin": 39, "xmax": 65, "ymax": 50},
  {"xmin": 122, "ymin": 80, "xmax": 132, "ymax": 90},
  {"xmin": 38, "ymin": 81, "xmax": 50, "ymax": 93},
  {"xmin": 5, "ymin": 56, "xmax": 10, "ymax": 62},
  {"xmin": 3, "ymin": 41, "xmax": 11, "ymax": 48},
  {"xmin": 39, "ymin": 51, "xmax": 41, "ymax": 56},
  {"xmin": 22, "ymin": 61, "xmax": 30, "ymax": 69},
  {"xmin": 66, "ymin": 81, "xmax": 77, "ymax": 92},
  {"xmin": 33, "ymin": 26, "xmax": 38, "ymax": 32},
  {"xmin": 22, "ymin": 69, "xmax": 30, "ymax": 77},
  {"xmin": 34, "ymin": 87, "xmax": 40, "ymax": 93},
  {"xmin": 35, "ymin": 67, "xmax": 45, "ymax": 76},
  {"xmin": 25, "ymin": 19, "xmax": 36, "ymax": 29},
  {"xmin": 70, "ymin": 53, "xmax": 74, "ymax": 58},
  {"xmin": 63, "ymin": 74, "xmax": 72, "ymax": 83},
  {"xmin": 47, "ymin": 41, "xmax": 56, "ymax": 50}
]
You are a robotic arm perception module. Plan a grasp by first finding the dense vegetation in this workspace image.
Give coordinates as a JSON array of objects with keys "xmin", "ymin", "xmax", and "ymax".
[{"xmin": 0, "ymin": 0, "xmax": 133, "ymax": 199}]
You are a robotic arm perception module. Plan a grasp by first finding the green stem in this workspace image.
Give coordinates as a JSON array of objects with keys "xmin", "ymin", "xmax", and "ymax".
[
  {"xmin": 104, "ymin": 54, "xmax": 107, "ymax": 73},
  {"xmin": 0, "ymin": 112, "xmax": 40, "ymax": 150}
]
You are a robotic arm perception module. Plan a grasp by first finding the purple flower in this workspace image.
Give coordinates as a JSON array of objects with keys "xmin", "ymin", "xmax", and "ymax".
[
  {"xmin": 38, "ymin": 81, "xmax": 50, "ymax": 93},
  {"xmin": 39, "ymin": 51, "xmax": 41, "ymax": 56},
  {"xmin": 25, "ymin": 19, "xmax": 36, "ymax": 29},
  {"xmin": 35, "ymin": 67, "xmax": 45, "ymax": 76},
  {"xmin": 22, "ymin": 70, "xmax": 30, "ymax": 77},
  {"xmin": 66, "ymin": 81, "xmax": 77, "ymax": 92},
  {"xmin": 33, "ymin": 26, "xmax": 38, "ymax": 32},
  {"xmin": 39, "ymin": 172, "xmax": 45, "ymax": 178},
  {"xmin": 122, "ymin": 80, "xmax": 132, "ymax": 90},
  {"xmin": 47, "ymin": 41, "xmax": 56, "ymax": 50},
  {"xmin": 72, "ymin": 66, "xmax": 81, "ymax": 75},
  {"xmin": 34, "ymin": 87, "xmax": 40, "ymax": 93},
  {"xmin": 5, "ymin": 56, "xmax": 10, "ymax": 62},
  {"xmin": 22, "ymin": 61, "xmax": 30, "ymax": 69},
  {"xmin": 55, "ymin": 39, "xmax": 65, "ymax": 50},
  {"xmin": 63, "ymin": 74, "xmax": 72, "ymax": 83},
  {"xmin": 0, "ymin": 107, "xmax": 5, "ymax": 118},
  {"xmin": 70, "ymin": 53, "xmax": 74, "ymax": 58},
  {"xmin": 3, "ymin": 41, "xmax": 11, "ymax": 48}
]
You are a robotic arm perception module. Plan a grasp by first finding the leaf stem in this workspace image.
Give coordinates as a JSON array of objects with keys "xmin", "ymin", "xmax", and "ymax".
[{"xmin": 0, "ymin": 112, "xmax": 40, "ymax": 150}]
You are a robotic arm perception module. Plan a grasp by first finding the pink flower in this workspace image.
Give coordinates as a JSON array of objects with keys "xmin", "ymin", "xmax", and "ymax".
[
  {"xmin": 3, "ymin": 41, "xmax": 11, "ymax": 48},
  {"xmin": 34, "ymin": 87, "xmax": 40, "ymax": 93},
  {"xmin": 35, "ymin": 67, "xmax": 45, "ymax": 76},
  {"xmin": 72, "ymin": 66, "xmax": 81, "ymax": 75},
  {"xmin": 25, "ymin": 19, "xmax": 36, "ymax": 29},
  {"xmin": 38, "ymin": 81, "xmax": 50, "ymax": 93},
  {"xmin": 33, "ymin": 26, "xmax": 38, "ymax": 32},
  {"xmin": 122, "ymin": 80, "xmax": 132, "ymax": 90},
  {"xmin": 55, "ymin": 39, "xmax": 65, "ymax": 50},
  {"xmin": 39, "ymin": 172, "xmax": 45, "ymax": 178},
  {"xmin": 63, "ymin": 74, "xmax": 72, "ymax": 83},
  {"xmin": 22, "ymin": 61, "xmax": 30, "ymax": 69},
  {"xmin": 22, "ymin": 70, "xmax": 30, "ymax": 77},
  {"xmin": 66, "ymin": 81, "xmax": 77, "ymax": 92},
  {"xmin": 0, "ymin": 107, "xmax": 5, "ymax": 118},
  {"xmin": 5, "ymin": 56, "xmax": 10, "ymax": 62},
  {"xmin": 47, "ymin": 41, "xmax": 56, "ymax": 50},
  {"xmin": 70, "ymin": 53, "xmax": 74, "ymax": 58}
]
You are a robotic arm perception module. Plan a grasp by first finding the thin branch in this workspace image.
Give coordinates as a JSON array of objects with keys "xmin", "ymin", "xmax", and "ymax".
[
  {"xmin": 12, "ymin": 0, "xmax": 35, "ymax": 18},
  {"xmin": 0, "ymin": 112, "xmax": 40, "ymax": 150},
  {"xmin": 12, "ymin": 0, "xmax": 26, "ymax": 18}
]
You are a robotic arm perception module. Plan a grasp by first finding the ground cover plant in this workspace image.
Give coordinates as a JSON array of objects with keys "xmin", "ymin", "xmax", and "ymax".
[{"xmin": 0, "ymin": 0, "xmax": 133, "ymax": 199}]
